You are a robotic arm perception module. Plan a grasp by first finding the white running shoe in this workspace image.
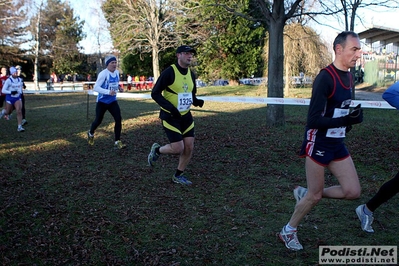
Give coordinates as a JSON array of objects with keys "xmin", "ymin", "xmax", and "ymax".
[
  {"xmin": 148, "ymin": 143, "xmax": 160, "ymax": 166},
  {"xmin": 293, "ymin": 186, "xmax": 308, "ymax": 203},
  {"xmin": 17, "ymin": 126, "xmax": 25, "ymax": 132},
  {"xmin": 356, "ymin": 204, "xmax": 374, "ymax": 233},
  {"xmin": 114, "ymin": 140, "xmax": 126, "ymax": 150},
  {"xmin": 87, "ymin": 131, "xmax": 94, "ymax": 145},
  {"xmin": 1, "ymin": 109, "xmax": 7, "ymax": 119},
  {"xmin": 278, "ymin": 226, "xmax": 303, "ymax": 251}
]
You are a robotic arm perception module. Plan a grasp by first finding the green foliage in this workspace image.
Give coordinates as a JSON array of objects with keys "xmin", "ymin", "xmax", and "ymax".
[
  {"xmin": 102, "ymin": 0, "xmax": 130, "ymax": 53},
  {"xmin": 193, "ymin": 0, "xmax": 267, "ymax": 82},
  {"xmin": 121, "ymin": 53, "xmax": 153, "ymax": 77},
  {"xmin": 364, "ymin": 60, "xmax": 379, "ymax": 86},
  {"xmin": 121, "ymin": 46, "xmax": 177, "ymax": 77},
  {"xmin": 46, "ymin": 0, "xmax": 85, "ymax": 75},
  {"xmin": 25, "ymin": 0, "xmax": 85, "ymax": 77},
  {"xmin": 0, "ymin": 0, "xmax": 29, "ymax": 66}
]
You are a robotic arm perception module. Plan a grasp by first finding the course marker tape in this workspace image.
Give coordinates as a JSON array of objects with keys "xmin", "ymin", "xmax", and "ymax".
[
  {"xmin": 28, "ymin": 90, "xmax": 393, "ymax": 110},
  {"xmin": 88, "ymin": 91, "xmax": 394, "ymax": 110}
]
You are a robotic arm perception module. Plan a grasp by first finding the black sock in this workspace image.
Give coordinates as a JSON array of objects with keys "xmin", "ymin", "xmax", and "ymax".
[
  {"xmin": 155, "ymin": 147, "xmax": 160, "ymax": 155},
  {"xmin": 175, "ymin": 169, "xmax": 183, "ymax": 177}
]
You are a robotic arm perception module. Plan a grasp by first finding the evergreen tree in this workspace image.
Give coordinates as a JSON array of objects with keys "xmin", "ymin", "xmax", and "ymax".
[
  {"xmin": 29, "ymin": 0, "xmax": 85, "ymax": 80},
  {"xmin": 0, "ymin": 0, "xmax": 29, "ymax": 66},
  {"xmin": 183, "ymin": 0, "xmax": 267, "ymax": 83}
]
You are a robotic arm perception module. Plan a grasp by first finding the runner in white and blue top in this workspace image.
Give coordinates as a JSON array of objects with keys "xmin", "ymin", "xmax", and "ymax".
[
  {"xmin": 1, "ymin": 66, "xmax": 25, "ymax": 132},
  {"xmin": 87, "ymin": 55, "xmax": 126, "ymax": 149}
]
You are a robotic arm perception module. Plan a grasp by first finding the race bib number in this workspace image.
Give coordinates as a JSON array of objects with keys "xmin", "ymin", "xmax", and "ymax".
[
  {"xmin": 109, "ymin": 82, "xmax": 119, "ymax": 91},
  {"xmin": 177, "ymin": 93, "xmax": 193, "ymax": 111},
  {"xmin": 326, "ymin": 108, "xmax": 349, "ymax": 138}
]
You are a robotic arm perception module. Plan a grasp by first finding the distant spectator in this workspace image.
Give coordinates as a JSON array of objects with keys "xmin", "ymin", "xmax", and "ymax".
[
  {"xmin": 51, "ymin": 72, "xmax": 57, "ymax": 83},
  {"xmin": 127, "ymin": 74, "xmax": 132, "ymax": 90},
  {"xmin": 147, "ymin": 76, "xmax": 154, "ymax": 89},
  {"xmin": 140, "ymin": 75, "xmax": 147, "ymax": 90}
]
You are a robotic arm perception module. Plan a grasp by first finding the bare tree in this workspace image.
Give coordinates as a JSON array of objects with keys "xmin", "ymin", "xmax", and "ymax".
[
  {"xmin": 102, "ymin": 0, "xmax": 188, "ymax": 81},
  {"xmin": 255, "ymin": 1, "xmax": 306, "ymax": 126},
  {"xmin": 331, "ymin": 0, "xmax": 399, "ymax": 31},
  {"xmin": 280, "ymin": 23, "xmax": 331, "ymax": 93},
  {"xmin": 217, "ymin": 0, "xmax": 340, "ymax": 126},
  {"xmin": 84, "ymin": 1, "xmax": 112, "ymax": 75}
]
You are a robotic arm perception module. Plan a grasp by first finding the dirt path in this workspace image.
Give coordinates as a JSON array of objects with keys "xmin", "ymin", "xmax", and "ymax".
[{"xmin": 354, "ymin": 89, "xmax": 384, "ymax": 101}]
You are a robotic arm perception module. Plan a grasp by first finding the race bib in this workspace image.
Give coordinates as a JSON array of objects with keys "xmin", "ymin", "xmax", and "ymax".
[
  {"xmin": 109, "ymin": 82, "xmax": 119, "ymax": 91},
  {"xmin": 326, "ymin": 108, "xmax": 349, "ymax": 138},
  {"xmin": 177, "ymin": 93, "xmax": 193, "ymax": 111}
]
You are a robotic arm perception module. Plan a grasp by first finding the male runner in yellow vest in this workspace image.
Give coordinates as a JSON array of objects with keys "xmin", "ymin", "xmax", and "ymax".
[{"xmin": 148, "ymin": 45, "xmax": 204, "ymax": 185}]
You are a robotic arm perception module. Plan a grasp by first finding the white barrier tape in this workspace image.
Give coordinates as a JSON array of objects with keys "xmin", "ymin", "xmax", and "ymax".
[
  {"xmin": 88, "ymin": 90, "xmax": 151, "ymax": 99},
  {"xmin": 87, "ymin": 91, "xmax": 395, "ymax": 109},
  {"xmin": 201, "ymin": 96, "xmax": 395, "ymax": 109}
]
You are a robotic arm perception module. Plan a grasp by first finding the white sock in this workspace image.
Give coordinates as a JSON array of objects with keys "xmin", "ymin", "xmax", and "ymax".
[{"xmin": 285, "ymin": 223, "xmax": 296, "ymax": 231}]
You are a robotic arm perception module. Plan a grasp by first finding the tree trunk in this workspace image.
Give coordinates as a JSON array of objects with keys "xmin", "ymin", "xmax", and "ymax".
[
  {"xmin": 34, "ymin": 1, "xmax": 43, "ymax": 91},
  {"xmin": 266, "ymin": 14, "xmax": 285, "ymax": 127},
  {"xmin": 152, "ymin": 46, "xmax": 160, "ymax": 82},
  {"xmin": 349, "ymin": 1, "xmax": 359, "ymax": 99}
]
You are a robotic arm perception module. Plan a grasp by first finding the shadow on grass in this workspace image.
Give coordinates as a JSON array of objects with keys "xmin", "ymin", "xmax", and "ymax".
[{"xmin": 0, "ymin": 93, "xmax": 398, "ymax": 265}]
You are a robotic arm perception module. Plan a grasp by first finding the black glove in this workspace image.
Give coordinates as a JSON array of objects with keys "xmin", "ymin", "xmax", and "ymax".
[
  {"xmin": 351, "ymin": 104, "xmax": 362, "ymax": 117},
  {"xmin": 343, "ymin": 104, "xmax": 363, "ymax": 126},
  {"xmin": 170, "ymin": 108, "xmax": 181, "ymax": 118},
  {"xmin": 193, "ymin": 99, "xmax": 204, "ymax": 108},
  {"xmin": 346, "ymin": 124, "xmax": 352, "ymax": 134},
  {"xmin": 11, "ymin": 91, "xmax": 18, "ymax": 95}
]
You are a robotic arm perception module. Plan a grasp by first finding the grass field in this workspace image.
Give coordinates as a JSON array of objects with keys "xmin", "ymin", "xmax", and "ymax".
[{"xmin": 1, "ymin": 85, "xmax": 398, "ymax": 265}]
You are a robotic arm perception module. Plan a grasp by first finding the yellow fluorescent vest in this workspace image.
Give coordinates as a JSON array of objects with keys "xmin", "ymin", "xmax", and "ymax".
[{"xmin": 162, "ymin": 64, "xmax": 194, "ymax": 115}]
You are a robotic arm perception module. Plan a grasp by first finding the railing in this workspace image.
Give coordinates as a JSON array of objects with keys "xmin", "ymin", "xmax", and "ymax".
[{"xmin": 46, "ymin": 82, "xmax": 82, "ymax": 90}]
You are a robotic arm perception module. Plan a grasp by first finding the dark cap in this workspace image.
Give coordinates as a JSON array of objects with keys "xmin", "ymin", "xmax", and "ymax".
[
  {"xmin": 176, "ymin": 45, "xmax": 196, "ymax": 54},
  {"xmin": 105, "ymin": 54, "xmax": 117, "ymax": 66}
]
